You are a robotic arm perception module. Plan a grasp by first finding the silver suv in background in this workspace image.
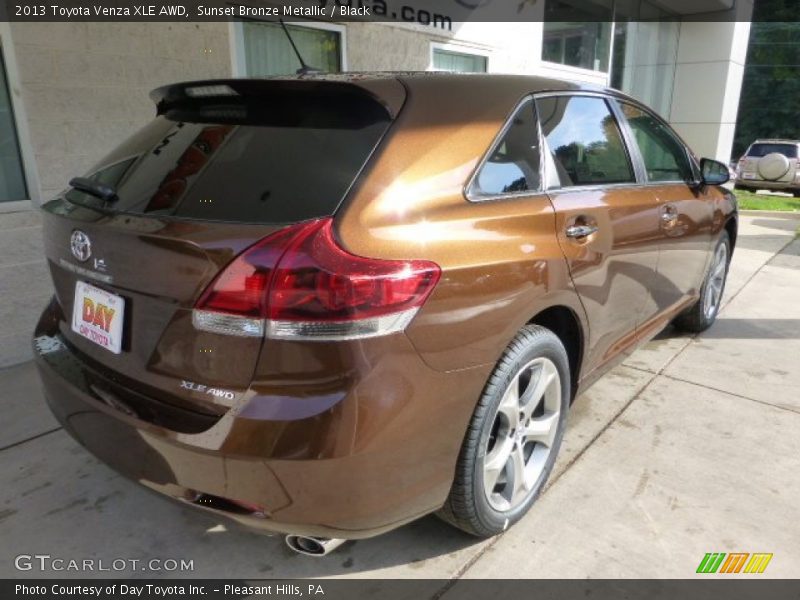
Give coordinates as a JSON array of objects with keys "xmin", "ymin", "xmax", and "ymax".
[{"xmin": 735, "ymin": 139, "xmax": 800, "ymax": 197}]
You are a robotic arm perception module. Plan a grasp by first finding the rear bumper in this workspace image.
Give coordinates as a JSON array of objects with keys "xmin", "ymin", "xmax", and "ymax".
[
  {"xmin": 735, "ymin": 177, "xmax": 798, "ymax": 191},
  {"xmin": 33, "ymin": 301, "xmax": 491, "ymax": 539}
]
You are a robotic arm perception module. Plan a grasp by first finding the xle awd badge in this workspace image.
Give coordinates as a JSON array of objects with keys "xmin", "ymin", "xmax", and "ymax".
[
  {"xmin": 70, "ymin": 230, "xmax": 91, "ymax": 262},
  {"xmin": 180, "ymin": 380, "xmax": 236, "ymax": 402}
]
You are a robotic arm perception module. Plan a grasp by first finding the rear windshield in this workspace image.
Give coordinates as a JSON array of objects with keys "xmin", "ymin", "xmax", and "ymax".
[
  {"xmin": 746, "ymin": 143, "xmax": 798, "ymax": 159},
  {"xmin": 65, "ymin": 87, "xmax": 393, "ymax": 224}
]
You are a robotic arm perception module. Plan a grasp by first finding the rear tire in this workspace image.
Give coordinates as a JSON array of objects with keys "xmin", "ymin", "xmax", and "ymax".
[
  {"xmin": 792, "ymin": 190, "xmax": 800, "ymax": 198},
  {"xmin": 437, "ymin": 325, "xmax": 570, "ymax": 537},
  {"xmin": 673, "ymin": 231, "xmax": 731, "ymax": 333}
]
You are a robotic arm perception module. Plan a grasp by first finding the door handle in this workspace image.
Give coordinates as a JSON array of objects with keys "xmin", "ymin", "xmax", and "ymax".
[
  {"xmin": 661, "ymin": 205, "xmax": 678, "ymax": 224},
  {"xmin": 565, "ymin": 224, "xmax": 598, "ymax": 239}
]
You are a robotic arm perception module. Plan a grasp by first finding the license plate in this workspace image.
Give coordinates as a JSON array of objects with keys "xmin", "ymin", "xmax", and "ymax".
[
  {"xmin": 71, "ymin": 281, "xmax": 124, "ymax": 354},
  {"xmin": 743, "ymin": 172, "xmax": 757, "ymax": 180}
]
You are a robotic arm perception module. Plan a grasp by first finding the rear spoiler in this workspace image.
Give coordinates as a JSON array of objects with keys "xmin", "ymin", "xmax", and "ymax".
[{"xmin": 150, "ymin": 78, "xmax": 406, "ymax": 124}]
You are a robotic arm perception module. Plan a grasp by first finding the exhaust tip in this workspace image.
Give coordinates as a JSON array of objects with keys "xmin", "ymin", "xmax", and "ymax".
[{"xmin": 285, "ymin": 535, "xmax": 346, "ymax": 557}]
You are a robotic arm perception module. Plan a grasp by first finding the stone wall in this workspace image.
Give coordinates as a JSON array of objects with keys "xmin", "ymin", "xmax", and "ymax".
[
  {"xmin": 12, "ymin": 22, "xmax": 231, "ymax": 199},
  {"xmin": 0, "ymin": 22, "xmax": 231, "ymax": 367}
]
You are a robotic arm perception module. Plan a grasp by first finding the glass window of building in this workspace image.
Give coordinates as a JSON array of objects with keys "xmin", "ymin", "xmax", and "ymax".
[
  {"xmin": 432, "ymin": 48, "xmax": 488, "ymax": 73},
  {"xmin": 0, "ymin": 45, "xmax": 28, "ymax": 202},
  {"xmin": 620, "ymin": 103, "xmax": 692, "ymax": 182},
  {"xmin": 241, "ymin": 21, "xmax": 341, "ymax": 76},
  {"xmin": 542, "ymin": 1, "xmax": 612, "ymax": 72},
  {"xmin": 610, "ymin": 1, "xmax": 679, "ymax": 117},
  {"xmin": 542, "ymin": 23, "xmax": 612, "ymax": 72},
  {"xmin": 537, "ymin": 95, "xmax": 634, "ymax": 187},
  {"xmin": 543, "ymin": 0, "xmax": 680, "ymax": 116}
]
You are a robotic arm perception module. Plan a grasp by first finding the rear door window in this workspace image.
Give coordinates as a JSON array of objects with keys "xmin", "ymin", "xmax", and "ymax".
[
  {"xmin": 536, "ymin": 95, "xmax": 634, "ymax": 187},
  {"xmin": 65, "ymin": 87, "xmax": 393, "ymax": 224},
  {"xmin": 469, "ymin": 99, "xmax": 541, "ymax": 198},
  {"xmin": 746, "ymin": 143, "xmax": 798, "ymax": 159}
]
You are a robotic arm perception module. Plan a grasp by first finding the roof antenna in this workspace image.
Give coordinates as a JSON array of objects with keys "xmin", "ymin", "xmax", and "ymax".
[{"xmin": 279, "ymin": 19, "xmax": 321, "ymax": 75}]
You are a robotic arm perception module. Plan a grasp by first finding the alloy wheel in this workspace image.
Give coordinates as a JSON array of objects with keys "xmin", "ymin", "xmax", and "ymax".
[
  {"xmin": 703, "ymin": 242, "xmax": 728, "ymax": 319},
  {"xmin": 482, "ymin": 357, "xmax": 562, "ymax": 512}
]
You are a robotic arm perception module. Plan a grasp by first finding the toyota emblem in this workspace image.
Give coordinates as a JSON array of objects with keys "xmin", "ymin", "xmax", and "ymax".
[{"xmin": 70, "ymin": 230, "xmax": 92, "ymax": 262}]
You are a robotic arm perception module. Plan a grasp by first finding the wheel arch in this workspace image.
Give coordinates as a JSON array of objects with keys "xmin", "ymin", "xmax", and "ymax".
[
  {"xmin": 527, "ymin": 305, "xmax": 584, "ymax": 401},
  {"xmin": 724, "ymin": 214, "xmax": 738, "ymax": 252}
]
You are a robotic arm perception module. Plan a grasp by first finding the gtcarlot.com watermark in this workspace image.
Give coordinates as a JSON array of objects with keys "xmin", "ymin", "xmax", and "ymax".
[{"xmin": 14, "ymin": 554, "xmax": 194, "ymax": 573}]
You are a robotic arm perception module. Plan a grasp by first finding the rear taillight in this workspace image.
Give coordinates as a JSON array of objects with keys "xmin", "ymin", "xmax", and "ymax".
[{"xmin": 193, "ymin": 218, "xmax": 440, "ymax": 340}]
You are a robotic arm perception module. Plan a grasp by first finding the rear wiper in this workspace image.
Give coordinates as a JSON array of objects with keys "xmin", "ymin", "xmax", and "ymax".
[{"xmin": 68, "ymin": 177, "xmax": 118, "ymax": 203}]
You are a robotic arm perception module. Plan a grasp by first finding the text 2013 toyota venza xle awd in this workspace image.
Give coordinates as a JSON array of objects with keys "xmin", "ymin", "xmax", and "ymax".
[{"xmin": 33, "ymin": 74, "xmax": 736, "ymax": 555}]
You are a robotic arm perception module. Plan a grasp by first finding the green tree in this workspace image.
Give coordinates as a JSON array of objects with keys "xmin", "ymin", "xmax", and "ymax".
[{"xmin": 733, "ymin": 2, "xmax": 800, "ymax": 158}]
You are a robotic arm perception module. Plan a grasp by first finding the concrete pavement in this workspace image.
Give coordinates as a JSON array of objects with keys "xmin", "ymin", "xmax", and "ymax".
[{"xmin": 1, "ymin": 214, "xmax": 798, "ymax": 580}]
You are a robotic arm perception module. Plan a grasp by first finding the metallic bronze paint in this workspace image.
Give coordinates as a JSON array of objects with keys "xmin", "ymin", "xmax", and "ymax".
[{"xmin": 34, "ymin": 73, "xmax": 736, "ymax": 539}]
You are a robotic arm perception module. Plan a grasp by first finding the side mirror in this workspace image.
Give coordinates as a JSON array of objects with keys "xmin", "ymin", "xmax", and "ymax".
[{"xmin": 699, "ymin": 158, "xmax": 730, "ymax": 186}]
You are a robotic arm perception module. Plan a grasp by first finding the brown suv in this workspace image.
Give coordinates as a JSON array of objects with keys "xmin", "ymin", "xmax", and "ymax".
[{"xmin": 33, "ymin": 74, "xmax": 736, "ymax": 555}]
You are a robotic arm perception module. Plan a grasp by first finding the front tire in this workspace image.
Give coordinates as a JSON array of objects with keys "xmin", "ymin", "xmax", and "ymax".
[
  {"xmin": 673, "ymin": 230, "xmax": 731, "ymax": 333},
  {"xmin": 437, "ymin": 325, "xmax": 570, "ymax": 537}
]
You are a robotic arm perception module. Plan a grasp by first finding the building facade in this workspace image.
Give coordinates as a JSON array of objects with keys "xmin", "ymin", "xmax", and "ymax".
[{"xmin": 0, "ymin": 0, "xmax": 753, "ymax": 366}]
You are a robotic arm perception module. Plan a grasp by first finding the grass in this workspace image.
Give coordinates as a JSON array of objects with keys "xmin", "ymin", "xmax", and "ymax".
[{"xmin": 733, "ymin": 189, "xmax": 800, "ymax": 212}]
